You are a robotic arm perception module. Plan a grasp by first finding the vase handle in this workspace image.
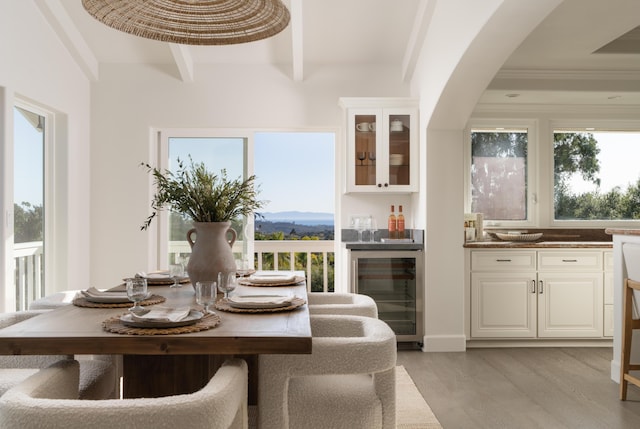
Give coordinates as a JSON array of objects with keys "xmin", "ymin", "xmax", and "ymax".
[
  {"xmin": 186, "ymin": 228, "xmax": 196, "ymax": 249},
  {"xmin": 226, "ymin": 227, "xmax": 237, "ymax": 248}
]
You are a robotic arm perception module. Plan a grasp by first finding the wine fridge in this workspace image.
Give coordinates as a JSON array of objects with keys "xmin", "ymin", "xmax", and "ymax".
[{"xmin": 350, "ymin": 250, "xmax": 423, "ymax": 343}]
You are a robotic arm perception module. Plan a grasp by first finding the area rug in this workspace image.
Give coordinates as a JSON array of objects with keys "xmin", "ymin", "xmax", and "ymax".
[{"xmin": 248, "ymin": 365, "xmax": 442, "ymax": 428}]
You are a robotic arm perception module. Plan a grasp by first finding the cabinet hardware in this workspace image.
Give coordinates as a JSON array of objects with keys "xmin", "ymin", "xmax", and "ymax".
[
  {"xmin": 538, "ymin": 280, "xmax": 544, "ymax": 294},
  {"xmin": 377, "ymin": 183, "xmax": 382, "ymax": 188},
  {"xmin": 562, "ymin": 259, "xmax": 578, "ymax": 262},
  {"xmin": 531, "ymin": 280, "xmax": 536, "ymax": 294},
  {"xmin": 384, "ymin": 183, "xmax": 389, "ymax": 187},
  {"xmin": 496, "ymin": 259, "xmax": 512, "ymax": 262}
]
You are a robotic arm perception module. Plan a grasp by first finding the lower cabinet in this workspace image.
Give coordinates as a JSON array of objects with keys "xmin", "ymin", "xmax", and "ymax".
[{"xmin": 470, "ymin": 249, "xmax": 607, "ymax": 339}]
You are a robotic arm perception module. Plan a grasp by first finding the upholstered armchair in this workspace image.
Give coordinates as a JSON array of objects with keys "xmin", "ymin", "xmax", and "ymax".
[
  {"xmin": 0, "ymin": 358, "xmax": 248, "ymax": 429},
  {"xmin": 259, "ymin": 314, "xmax": 397, "ymax": 429},
  {"xmin": 0, "ymin": 310, "xmax": 117, "ymax": 399},
  {"xmin": 307, "ymin": 292, "xmax": 378, "ymax": 318}
]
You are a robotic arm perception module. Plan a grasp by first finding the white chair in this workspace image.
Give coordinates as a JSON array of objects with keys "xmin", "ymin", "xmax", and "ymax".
[
  {"xmin": 0, "ymin": 358, "xmax": 248, "ymax": 429},
  {"xmin": 307, "ymin": 292, "xmax": 378, "ymax": 318},
  {"xmin": 259, "ymin": 314, "xmax": 397, "ymax": 429},
  {"xmin": 0, "ymin": 310, "xmax": 118, "ymax": 399},
  {"xmin": 28, "ymin": 290, "xmax": 79, "ymax": 310}
]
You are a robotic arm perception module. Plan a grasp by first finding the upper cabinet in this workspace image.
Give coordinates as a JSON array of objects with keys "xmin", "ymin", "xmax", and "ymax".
[{"xmin": 340, "ymin": 98, "xmax": 419, "ymax": 193}]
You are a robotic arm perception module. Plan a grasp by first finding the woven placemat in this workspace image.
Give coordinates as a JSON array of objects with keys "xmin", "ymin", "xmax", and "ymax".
[
  {"xmin": 238, "ymin": 276, "xmax": 305, "ymax": 287},
  {"xmin": 102, "ymin": 312, "xmax": 221, "ymax": 335},
  {"xmin": 214, "ymin": 296, "xmax": 306, "ymax": 313},
  {"xmin": 72, "ymin": 294, "xmax": 166, "ymax": 308}
]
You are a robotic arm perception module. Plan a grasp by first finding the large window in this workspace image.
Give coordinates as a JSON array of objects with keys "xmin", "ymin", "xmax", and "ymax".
[
  {"xmin": 468, "ymin": 124, "xmax": 535, "ymax": 225},
  {"xmin": 13, "ymin": 105, "xmax": 46, "ymax": 310},
  {"xmin": 554, "ymin": 129, "xmax": 640, "ymax": 221}
]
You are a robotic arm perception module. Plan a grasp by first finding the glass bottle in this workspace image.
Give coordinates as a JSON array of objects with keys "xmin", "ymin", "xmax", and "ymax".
[
  {"xmin": 397, "ymin": 205, "xmax": 405, "ymax": 239},
  {"xmin": 388, "ymin": 205, "xmax": 397, "ymax": 239}
]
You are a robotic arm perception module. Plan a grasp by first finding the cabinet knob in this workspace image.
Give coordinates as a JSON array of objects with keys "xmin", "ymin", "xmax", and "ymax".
[
  {"xmin": 378, "ymin": 183, "xmax": 382, "ymax": 188},
  {"xmin": 384, "ymin": 183, "xmax": 389, "ymax": 187}
]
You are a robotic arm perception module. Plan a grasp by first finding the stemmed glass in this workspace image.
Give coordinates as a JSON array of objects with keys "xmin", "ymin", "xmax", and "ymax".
[
  {"xmin": 368, "ymin": 152, "xmax": 376, "ymax": 165},
  {"xmin": 357, "ymin": 151, "xmax": 366, "ymax": 166},
  {"xmin": 196, "ymin": 281, "xmax": 217, "ymax": 314},
  {"xmin": 169, "ymin": 263, "xmax": 184, "ymax": 288},
  {"xmin": 126, "ymin": 277, "xmax": 148, "ymax": 314},
  {"xmin": 217, "ymin": 271, "xmax": 237, "ymax": 299},
  {"xmin": 235, "ymin": 256, "xmax": 253, "ymax": 277}
]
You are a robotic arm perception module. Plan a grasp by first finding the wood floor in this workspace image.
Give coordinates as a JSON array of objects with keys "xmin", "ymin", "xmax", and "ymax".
[{"xmin": 398, "ymin": 347, "xmax": 640, "ymax": 429}]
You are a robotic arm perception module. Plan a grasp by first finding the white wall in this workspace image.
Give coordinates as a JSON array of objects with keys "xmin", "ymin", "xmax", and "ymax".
[
  {"xmin": 0, "ymin": 0, "xmax": 91, "ymax": 307},
  {"xmin": 90, "ymin": 63, "xmax": 411, "ymax": 287}
]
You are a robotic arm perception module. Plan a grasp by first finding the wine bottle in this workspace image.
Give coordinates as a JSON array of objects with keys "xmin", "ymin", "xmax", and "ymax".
[
  {"xmin": 397, "ymin": 205, "xmax": 405, "ymax": 239},
  {"xmin": 388, "ymin": 205, "xmax": 397, "ymax": 239}
]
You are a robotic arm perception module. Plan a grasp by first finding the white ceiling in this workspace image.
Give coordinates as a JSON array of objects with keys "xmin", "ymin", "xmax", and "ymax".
[{"xmin": 48, "ymin": 0, "xmax": 640, "ymax": 105}]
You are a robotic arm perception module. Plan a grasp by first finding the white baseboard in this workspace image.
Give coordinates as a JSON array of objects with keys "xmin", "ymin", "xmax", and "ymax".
[
  {"xmin": 421, "ymin": 334, "xmax": 466, "ymax": 352},
  {"xmin": 611, "ymin": 359, "xmax": 620, "ymax": 384}
]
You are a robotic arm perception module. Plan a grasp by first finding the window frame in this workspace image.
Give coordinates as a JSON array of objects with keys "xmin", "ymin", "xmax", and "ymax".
[
  {"xmin": 549, "ymin": 119, "xmax": 640, "ymax": 228},
  {"xmin": 464, "ymin": 119, "xmax": 538, "ymax": 228}
]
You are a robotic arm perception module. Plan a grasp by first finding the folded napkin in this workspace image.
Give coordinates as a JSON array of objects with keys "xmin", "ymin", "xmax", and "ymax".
[
  {"xmin": 136, "ymin": 271, "xmax": 169, "ymax": 279},
  {"xmin": 131, "ymin": 306, "xmax": 191, "ymax": 323},
  {"xmin": 247, "ymin": 271, "xmax": 297, "ymax": 284},
  {"xmin": 227, "ymin": 295, "xmax": 293, "ymax": 309},
  {"xmin": 82, "ymin": 287, "xmax": 128, "ymax": 299}
]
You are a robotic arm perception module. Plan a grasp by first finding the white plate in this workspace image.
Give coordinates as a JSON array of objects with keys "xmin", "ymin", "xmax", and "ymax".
[
  {"xmin": 82, "ymin": 292, "xmax": 151, "ymax": 304},
  {"xmin": 120, "ymin": 310, "xmax": 204, "ymax": 328},
  {"xmin": 227, "ymin": 295, "xmax": 293, "ymax": 309}
]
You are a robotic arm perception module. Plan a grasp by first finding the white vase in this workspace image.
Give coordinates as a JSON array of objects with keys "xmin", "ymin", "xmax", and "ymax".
[{"xmin": 186, "ymin": 222, "xmax": 237, "ymax": 287}]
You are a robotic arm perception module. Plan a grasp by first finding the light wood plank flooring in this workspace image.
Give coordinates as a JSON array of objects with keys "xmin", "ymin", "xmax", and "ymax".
[{"xmin": 398, "ymin": 347, "xmax": 640, "ymax": 429}]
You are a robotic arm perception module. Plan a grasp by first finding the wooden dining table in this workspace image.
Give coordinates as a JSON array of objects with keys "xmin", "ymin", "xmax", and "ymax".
[{"xmin": 0, "ymin": 279, "xmax": 312, "ymax": 400}]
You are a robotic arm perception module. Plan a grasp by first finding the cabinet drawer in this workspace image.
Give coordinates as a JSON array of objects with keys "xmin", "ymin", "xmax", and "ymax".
[
  {"xmin": 471, "ymin": 251, "xmax": 536, "ymax": 271},
  {"xmin": 538, "ymin": 251, "xmax": 602, "ymax": 271}
]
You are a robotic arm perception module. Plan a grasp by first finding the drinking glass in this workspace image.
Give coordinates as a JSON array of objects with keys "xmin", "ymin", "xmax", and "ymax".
[
  {"xmin": 368, "ymin": 151, "xmax": 376, "ymax": 165},
  {"xmin": 169, "ymin": 263, "xmax": 184, "ymax": 288},
  {"xmin": 126, "ymin": 277, "xmax": 148, "ymax": 313},
  {"xmin": 357, "ymin": 151, "xmax": 366, "ymax": 165},
  {"xmin": 217, "ymin": 271, "xmax": 237, "ymax": 299},
  {"xmin": 235, "ymin": 256, "xmax": 253, "ymax": 277},
  {"xmin": 196, "ymin": 281, "xmax": 217, "ymax": 314},
  {"xmin": 368, "ymin": 217, "xmax": 377, "ymax": 243}
]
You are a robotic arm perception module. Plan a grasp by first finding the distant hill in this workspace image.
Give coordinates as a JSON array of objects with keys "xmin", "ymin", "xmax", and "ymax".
[{"xmin": 258, "ymin": 211, "xmax": 334, "ymax": 226}]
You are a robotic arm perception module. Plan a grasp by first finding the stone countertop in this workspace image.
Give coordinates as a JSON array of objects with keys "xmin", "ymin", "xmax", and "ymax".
[
  {"xmin": 464, "ymin": 241, "xmax": 612, "ymax": 249},
  {"xmin": 345, "ymin": 241, "xmax": 424, "ymax": 251},
  {"xmin": 605, "ymin": 228, "xmax": 640, "ymax": 236},
  {"xmin": 343, "ymin": 229, "xmax": 424, "ymax": 251}
]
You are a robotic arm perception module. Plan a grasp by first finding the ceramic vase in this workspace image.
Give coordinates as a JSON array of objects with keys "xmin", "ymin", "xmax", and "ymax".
[{"xmin": 186, "ymin": 222, "xmax": 237, "ymax": 287}]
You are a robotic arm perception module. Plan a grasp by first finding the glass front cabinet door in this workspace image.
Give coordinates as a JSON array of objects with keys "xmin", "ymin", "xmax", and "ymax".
[{"xmin": 340, "ymin": 98, "xmax": 419, "ymax": 193}]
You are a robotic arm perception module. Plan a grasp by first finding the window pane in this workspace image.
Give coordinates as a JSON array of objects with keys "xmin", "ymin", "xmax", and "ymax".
[
  {"xmin": 13, "ymin": 106, "xmax": 45, "ymax": 310},
  {"xmin": 554, "ymin": 130, "xmax": 640, "ymax": 220},
  {"xmin": 167, "ymin": 137, "xmax": 245, "ymax": 265},
  {"xmin": 471, "ymin": 129, "xmax": 528, "ymax": 221}
]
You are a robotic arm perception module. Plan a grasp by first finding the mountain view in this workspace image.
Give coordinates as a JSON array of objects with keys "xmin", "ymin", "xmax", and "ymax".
[{"xmin": 255, "ymin": 211, "xmax": 334, "ymax": 240}]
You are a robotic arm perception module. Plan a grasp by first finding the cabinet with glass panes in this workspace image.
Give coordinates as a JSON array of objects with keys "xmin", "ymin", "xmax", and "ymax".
[{"xmin": 339, "ymin": 98, "xmax": 419, "ymax": 193}]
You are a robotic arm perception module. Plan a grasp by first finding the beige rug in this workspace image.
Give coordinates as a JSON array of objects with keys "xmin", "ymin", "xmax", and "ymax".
[{"xmin": 249, "ymin": 365, "xmax": 442, "ymax": 428}]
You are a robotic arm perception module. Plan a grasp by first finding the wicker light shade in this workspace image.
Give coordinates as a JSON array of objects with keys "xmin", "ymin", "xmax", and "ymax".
[{"xmin": 82, "ymin": 0, "xmax": 290, "ymax": 45}]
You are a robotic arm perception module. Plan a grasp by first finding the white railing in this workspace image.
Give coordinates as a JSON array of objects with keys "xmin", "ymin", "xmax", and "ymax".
[
  {"xmin": 169, "ymin": 240, "xmax": 335, "ymax": 292},
  {"xmin": 13, "ymin": 241, "xmax": 44, "ymax": 311}
]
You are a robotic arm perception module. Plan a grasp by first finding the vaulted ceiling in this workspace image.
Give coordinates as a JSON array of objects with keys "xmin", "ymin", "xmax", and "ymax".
[{"xmin": 37, "ymin": 0, "xmax": 640, "ymax": 106}]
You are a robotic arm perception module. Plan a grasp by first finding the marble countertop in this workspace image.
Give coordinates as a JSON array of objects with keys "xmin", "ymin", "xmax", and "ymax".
[
  {"xmin": 605, "ymin": 228, "xmax": 640, "ymax": 236},
  {"xmin": 464, "ymin": 241, "xmax": 612, "ymax": 249}
]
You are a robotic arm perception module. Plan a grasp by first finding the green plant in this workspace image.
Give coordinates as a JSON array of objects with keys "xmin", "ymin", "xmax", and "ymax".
[{"xmin": 141, "ymin": 157, "xmax": 265, "ymax": 230}]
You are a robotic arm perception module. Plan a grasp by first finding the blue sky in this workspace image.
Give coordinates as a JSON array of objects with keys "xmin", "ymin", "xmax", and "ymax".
[
  {"xmin": 14, "ymin": 108, "xmax": 44, "ymax": 206},
  {"xmin": 169, "ymin": 132, "xmax": 335, "ymax": 215}
]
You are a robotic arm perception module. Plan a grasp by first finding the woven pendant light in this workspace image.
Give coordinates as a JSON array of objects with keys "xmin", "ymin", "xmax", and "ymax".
[{"xmin": 82, "ymin": 0, "xmax": 290, "ymax": 45}]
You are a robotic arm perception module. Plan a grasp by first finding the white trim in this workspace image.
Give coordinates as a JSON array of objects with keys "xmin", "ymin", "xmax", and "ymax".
[{"xmin": 422, "ymin": 335, "xmax": 467, "ymax": 352}]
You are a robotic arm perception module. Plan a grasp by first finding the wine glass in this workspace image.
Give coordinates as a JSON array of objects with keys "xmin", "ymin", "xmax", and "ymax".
[
  {"xmin": 196, "ymin": 281, "xmax": 217, "ymax": 314},
  {"xmin": 126, "ymin": 277, "xmax": 148, "ymax": 314},
  {"xmin": 357, "ymin": 151, "xmax": 366, "ymax": 165},
  {"xmin": 169, "ymin": 263, "xmax": 184, "ymax": 288},
  {"xmin": 235, "ymin": 256, "xmax": 253, "ymax": 277},
  {"xmin": 217, "ymin": 271, "xmax": 237, "ymax": 299},
  {"xmin": 368, "ymin": 151, "xmax": 376, "ymax": 165}
]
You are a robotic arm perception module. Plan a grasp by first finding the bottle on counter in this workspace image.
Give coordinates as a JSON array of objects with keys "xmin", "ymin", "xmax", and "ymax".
[
  {"xmin": 388, "ymin": 205, "xmax": 397, "ymax": 239},
  {"xmin": 397, "ymin": 205, "xmax": 405, "ymax": 239}
]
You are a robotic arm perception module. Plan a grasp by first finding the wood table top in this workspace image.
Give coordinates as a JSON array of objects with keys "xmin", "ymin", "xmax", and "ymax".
[{"xmin": 0, "ymin": 282, "xmax": 312, "ymax": 356}]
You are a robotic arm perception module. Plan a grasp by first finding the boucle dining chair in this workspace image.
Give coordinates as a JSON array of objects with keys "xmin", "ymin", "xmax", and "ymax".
[
  {"xmin": 0, "ymin": 358, "xmax": 248, "ymax": 429},
  {"xmin": 0, "ymin": 310, "xmax": 117, "ymax": 400},
  {"xmin": 307, "ymin": 292, "xmax": 378, "ymax": 318},
  {"xmin": 259, "ymin": 314, "xmax": 397, "ymax": 429}
]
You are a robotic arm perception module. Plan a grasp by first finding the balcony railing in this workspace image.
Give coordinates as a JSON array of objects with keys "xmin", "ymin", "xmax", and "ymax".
[
  {"xmin": 12, "ymin": 239, "xmax": 335, "ymax": 311},
  {"xmin": 14, "ymin": 241, "xmax": 44, "ymax": 311},
  {"xmin": 170, "ymin": 240, "xmax": 335, "ymax": 292}
]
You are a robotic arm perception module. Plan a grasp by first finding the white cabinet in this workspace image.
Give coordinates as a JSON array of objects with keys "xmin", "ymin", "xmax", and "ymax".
[
  {"xmin": 339, "ymin": 98, "xmax": 418, "ymax": 193},
  {"xmin": 470, "ymin": 249, "xmax": 606, "ymax": 339},
  {"xmin": 604, "ymin": 250, "xmax": 614, "ymax": 337}
]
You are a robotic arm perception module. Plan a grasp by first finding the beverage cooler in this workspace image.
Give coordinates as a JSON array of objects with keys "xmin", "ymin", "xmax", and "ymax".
[{"xmin": 350, "ymin": 250, "xmax": 424, "ymax": 343}]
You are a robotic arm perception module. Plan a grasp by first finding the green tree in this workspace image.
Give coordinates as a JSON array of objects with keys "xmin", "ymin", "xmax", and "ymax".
[{"xmin": 14, "ymin": 202, "xmax": 43, "ymax": 243}]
